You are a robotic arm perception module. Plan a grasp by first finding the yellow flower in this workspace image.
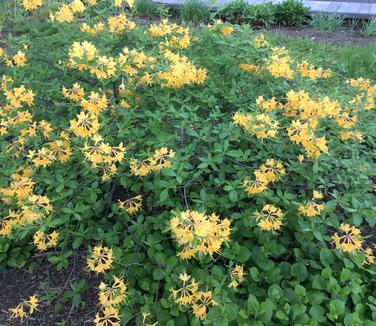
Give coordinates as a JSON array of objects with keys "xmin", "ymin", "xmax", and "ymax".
[
  {"xmin": 117, "ymin": 195, "xmax": 142, "ymax": 215},
  {"xmin": 170, "ymin": 273, "xmax": 199, "ymax": 306},
  {"xmin": 27, "ymin": 148, "xmax": 55, "ymax": 167},
  {"xmin": 81, "ymin": 92, "xmax": 108, "ymax": 115},
  {"xmin": 94, "ymin": 306, "xmax": 120, "ymax": 326},
  {"xmin": 220, "ymin": 26, "xmax": 234, "ymax": 36},
  {"xmin": 228, "ymin": 264, "xmax": 246, "ymax": 288},
  {"xmin": 107, "ymin": 14, "xmax": 136, "ymax": 34},
  {"xmin": 54, "ymin": 5, "xmax": 74, "ymax": 23},
  {"xmin": 33, "ymin": 230, "xmax": 59, "ymax": 250},
  {"xmin": 87, "ymin": 245, "xmax": 113, "ymax": 273},
  {"xmin": 239, "ymin": 63, "xmax": 261, "ymax": 74},
  {"xmin": 170, "ymin": 211, "xmax": 231, "ymax": 260},
  {"xmin": 70, "ymin": 111, "xmax": 99, "ymax": 137},
  {"xmin": 299, "ymin": 190, "xmax": 325, "ymax": 217},
  {"xmin": 62, "ymin": 83, "xmax": 85, "ymax": 102},
  {"xmin": 12, "ymin": 51, "xmax": 27, "ymax": 67},
  {"xmin": 255, "ymin": 204, "xmax": 283, "ymax": 231},
  {"xmin": 332, "ymin": 224, "xmax": 363, "ymax": 253},
  {"xmin": 70, "ymin": 0, "xmax": 85, "ymax": 13},
  {"xmin": 98, "ymin": 276, "xmax": 127, "ymax": 308},
  {"xmin": 9, "ymin": 295, "xmax": 39, "ymax": 320},
  {"xmin": 22, "ymin": 0, "xmax": 43, "ymax": 10},
  {"xmin": 192, "ymin": 291, "xmax": 217, "ymax": 320}
]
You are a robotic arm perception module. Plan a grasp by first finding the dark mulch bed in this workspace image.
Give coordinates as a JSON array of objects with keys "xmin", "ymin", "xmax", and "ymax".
[
  {"xmin": 0, "ymin": 250, "xmax": 100, "ymax": 326},
  {"xmin": 270, "ymin": 25, "xmax": 376, "ymax": 46}
]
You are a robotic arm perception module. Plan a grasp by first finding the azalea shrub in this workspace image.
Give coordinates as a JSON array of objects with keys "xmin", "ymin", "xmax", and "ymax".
[{"xmin": 1, "ymin": 1, "xmax": 376, "ymax": 325}]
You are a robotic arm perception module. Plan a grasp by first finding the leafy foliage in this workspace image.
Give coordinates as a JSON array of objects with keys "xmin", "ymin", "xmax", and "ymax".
[
  {"xmin": 0, "ymin": 1, "xmax": 376, "ymax": 325},
  {"xmin": 275, "ymin": 0, "xmax": 308, "ymax": 26}
]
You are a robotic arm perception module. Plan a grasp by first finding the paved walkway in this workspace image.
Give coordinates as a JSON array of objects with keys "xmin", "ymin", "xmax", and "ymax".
[{"xmin": 155, "ymin": 0, "xmax": 376, "ymax": 17}]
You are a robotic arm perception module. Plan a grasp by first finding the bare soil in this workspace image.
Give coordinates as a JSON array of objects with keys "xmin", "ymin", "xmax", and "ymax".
[
  {"xmin": 0, "ymin": 251, "xmax": 101, "ymax": 326},
  {"xmin": 270, "ymin": 25, "xmax": 376, "ymax": 46}
]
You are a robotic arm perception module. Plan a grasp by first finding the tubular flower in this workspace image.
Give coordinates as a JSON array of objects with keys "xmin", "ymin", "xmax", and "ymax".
[
  {"xmin": 87, "ymin": 245, "xmax": 114, "ymax": 273},
  {"xmin": 255, "ymin": 204, "xmax": 283, "ymax": 231},
  {"xmin": 220, "ymin": 26, "xmax": 234, "ymax": 36},
  {"xmin": 243, "ymin": 159, "xmax": 285, "ymax": 196},
  {"xmin": 48, "ymin": 139, "xmax": 72, "ymax": 163},
  {"xmin": 298, "ymin": 190, "xmax": 325, "ymax": 217},
  {"xmin": 107, "ymin": 14, "xmax": 135, "ymax": 34},
  {"xmin": 117, "ymin": 195, "xmax": 142, "ymax": 215},
  {"xmin": 98, "ymin": 276, "xmax": 127, "ymax": 308},
  {"xmin": 62, "ymin": 83, "xmax": 85, "ymax": 102},
  {"xmin": 239, "ymin": 63, "xmax": 261, "ymax": 74},
  {"xmin": 22, "ymin": 0, "xmax": 43, "ymax": 10},
  {"xmin": 297, "ymin": 60, "xmax": 331, "ymax": 80},
  {"xmin": 68, "ymin": 41, "xmax": 98, "ymax": 70},
  {"xmin": 233, "ymin": 111, "xmax": 279, "ymax": 139},
  {"xmin": 12, "ymin": 51, "xmax": 28, "ymax": 67},
  {"xmin": 170, "ymin": 273, "xmax": 199, "ymax": 306},
  {"xmin": 228, "ymin": 264, "xmax": 246, "ymax": 288},
  {"xmin": 256, "ymin": 96, "xmax": 278, "ymax": 113},
  {"xmin": 33, "ymin": 230, "xmax": 59, "ymax": 250},
  {"xmin": 267, "ymin": 47, "xmax": 294, "ymax": 80},
  {"xmin": 94, "ymin": 306, "xmax": 121, "ymax": 326},
  {"xmin": 158, "ymin": 50, "xmax": 207, "ymax": 88},
  {"xmin": 81, "ymin": 22, "xmax": 105, "ymax": 35},
  {"xmin": 192, "ymin": 291, "xmax": 217, "ymax": 320},
  {"xmin": 70, "ymin": 111, "xmax": 99, "ymax": 137},
  {"xmin": 130, "ymin": 148, "xmax": 174, "ymax": 177},
  {"xmin": 332, "ymin": 224, "xmax": 363, "ymax": 253},
  {"xmin": 27, "ymin": 148, "xmax": 55, "ymax": 167},
  {"xmin": 170, "ymin": 210, "xmax": 231, "ymax": 260},
  {"xmin": 81, "ymin": 92, "xmax": 108, "ymax": 115},
  {"xmin": 9, "ymin": 295, "xmax": 39, "ymax": 320}
]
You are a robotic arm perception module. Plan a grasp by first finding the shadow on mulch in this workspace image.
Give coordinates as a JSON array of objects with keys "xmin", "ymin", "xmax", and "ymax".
[
  {"xmin": 270, "ymin": 26, "xmax": 376, "ymax": 46},
  {"xmin": 0, "ymin": 250, "xmax": 100, "ymax": 326}
]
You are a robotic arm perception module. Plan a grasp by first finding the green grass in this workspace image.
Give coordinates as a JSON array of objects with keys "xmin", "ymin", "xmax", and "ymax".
[{"xmin": 266, "ymin": 32, "xmax": 376, "ymax": 79}]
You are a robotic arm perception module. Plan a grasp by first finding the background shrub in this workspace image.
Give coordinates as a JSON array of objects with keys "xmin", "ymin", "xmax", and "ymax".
[
  {"xmin": 216, "ymin": 0, "xmax": 250, "ymax": 24},
  {"xmin": 180, "ymin": 0, "xmax": 211, "ymax": 24},
  {"xmin": 310, "ymin": 13, "xmax": 345, "ymax": 32},
  {"xmin": 135, "ymin": 0, "xmax": 158, "ymax": 17},
  {"xmin": 276, "ymin": 0, "xmax": 308, "ymax": 26},
  {"xmin": 246, "ymin": 2, "xmax": 276, "ymax": 28}
]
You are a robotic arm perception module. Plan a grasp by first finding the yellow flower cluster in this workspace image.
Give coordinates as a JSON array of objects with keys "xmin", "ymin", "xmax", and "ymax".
[
  {"xmin": 297, "ymin": 60, "xmax": 332, "ymax": 80},
  {"xmin": 0, "ymin": 169, "xmax": 53, "ymax": 236},
  {"xmin": 170, "ymin": 273, "xmax": 217, "ymax": 320},
  {"xmin": 332, "ymin": 224, "xmax": 363, "ymax": 253},
  {"xmin": 68, "ymin": 42, "xmax": 117, "ymax": 80},
  {"xmin": 21, "ymin": 0, "xmax": 43, "ymax": 10},
  {"xmin": 256, "ymin": 96, "xmax": 278, "ymax": 113},
  {"xmin": 170, "ymin": 210, "xmax": 231, "ymax": 260},
  {"xmin": 130, "ymin": 147, "xmax": 175, "ymax": 177},
  {"xmin": 117, "ymin": 195, "xmax": 142, "ymax": 215},
  {"xmin": 107, "ymin": 14, "xmax": 136, "ymax": 35},
  {"xmin": 267, "ymin": 47, "xmax": 294, "ymax": 80},
  {"xmin": 332, "ymin": 224, "xmax": 375, "ymax": 265},
  {"xmin": 87, "ymin": 245, "xmax": 114, "ymax": 273},
  {"xmin": 255, "ymin": 204, "xmax": 284, "ymax": 231},
  {"xmin": 82, "ymin": 135, "xmax": 126, "ymax": 180},
  {"xmin": 228, "ymin": 264, "xmax": 246, "ymax": 288},
  {"xmin": 81, "ymin": 22, "xmax": 105, "ymax": 35},
  {"xmin": 149, "ymin": 19, "xmax": 191, "ymax": 50},
  {"xmin": 233, "ymin": 111, "xmax": 279, "ymax": 139},
  {"xmin": 3, "ymin": 50, "xmax": 28, "ymax": 68},
  {"xmin": 9, "ymin": 295, "xmax": 39, "ymax": 320},
  {"xmin": 298, "ymin": 190, "xmax": 325, "ymax": 217},
  {"xmin": 239, "ymin": 63, "xmax": 261, "ymax": 74},
  {"xmin": 33, "ymin": 230, "xmax": 59, "ymax": 250},
  {"xmin": 243, "ymin": 159, "xmax": 285, "ymax": 195},
  {"xmin": 50, "ymin": 0, "xmax": 91, "ymax": 23},
  {"xmin": 347, "ymin": 77, "xmax": 376, "ymax": 111},
  {"xmin": 159, "ymin": 50, "xmax": 207, "ymax": 88}
]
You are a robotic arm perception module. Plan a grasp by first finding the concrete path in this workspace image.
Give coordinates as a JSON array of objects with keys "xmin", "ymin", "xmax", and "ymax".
[{"xmin": 155, "ymin": 0, "xmax": 376, "ymax": 17}]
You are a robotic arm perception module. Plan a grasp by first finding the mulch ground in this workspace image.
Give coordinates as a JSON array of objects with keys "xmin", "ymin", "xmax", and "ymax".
[
  {"xmin": 0, "ymin": 250, "xmax": 101, "ymax": 326},
  {"xmin": 270, "ymin": 25, "xmax": 376, "ymax": 46}
]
